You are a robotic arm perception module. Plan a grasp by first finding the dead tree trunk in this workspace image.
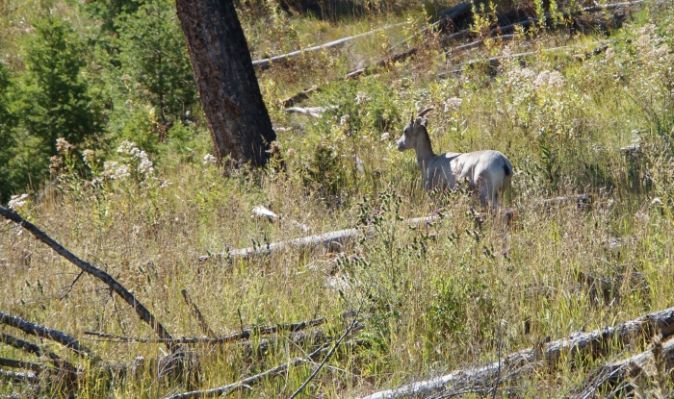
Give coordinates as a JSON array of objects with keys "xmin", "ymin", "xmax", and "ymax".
[{"xmin": 176, "ymin": 0, "xmax": 276, "ymax": 167}]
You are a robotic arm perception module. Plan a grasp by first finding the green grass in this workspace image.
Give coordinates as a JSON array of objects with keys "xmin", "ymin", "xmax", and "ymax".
[{"xmin": 3, "ymin": 1, "xmax": 674, "ymax": 398}]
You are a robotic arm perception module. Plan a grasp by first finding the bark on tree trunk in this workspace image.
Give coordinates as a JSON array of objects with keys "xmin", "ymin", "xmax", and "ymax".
[{"xmin": 176, "ymin": 0, "xmax": 276, "ymax": 167}]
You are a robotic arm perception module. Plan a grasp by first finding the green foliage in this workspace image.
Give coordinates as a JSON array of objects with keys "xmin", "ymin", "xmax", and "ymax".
[
  {"xmin": 315, "ymin": 78, "xmax": 402, "ymax": 134},
  {"xmin": 427, "ymin": 275, "xmax": 467, "ymax": 337},
  {"xmin": 4, "ymin": 2, "xmax": 674, "ymax": 397},
  {"xmin": 302, "ymin": 144, "xmax": 347, "ymax": 205},
  {"xmin": 115, "ymin": 0, "xmax": 196, "ymax": 127},
  {"xmin": 115, "ymin": 105, "xmax": 162, "ymax": 154},
  {"xmin": 0, "ymin": 63, "xmax": 17, "ymax": 201},
  {"xmin": 17, "ymin": 12, "xmax": 101, "ymax": 153},
  {"xmin": 3, "ymin": 11, "xmax": 102, "ymax": 199},
  {"xmin": 80, "ymin": 0, "xmax": 141, "ymax": 34}
]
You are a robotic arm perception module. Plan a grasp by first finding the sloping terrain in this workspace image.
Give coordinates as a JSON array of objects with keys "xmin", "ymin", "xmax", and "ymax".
[{"xmin": 2, "ymin": 1, "xmax": 674, "ymax": 397}]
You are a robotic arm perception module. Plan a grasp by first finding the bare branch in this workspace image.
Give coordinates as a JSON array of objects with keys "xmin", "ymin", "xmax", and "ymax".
[
  {"xmin": 0, "ymin": 311, "xmax": 94, "ymax": 360},
  {"xmin": 288, "ymin": 319, "xmax": 362, "ymax": 399},
  {"xmin": 181, "ymin": 289, "xmax": 217, "ymax": 338},
  {"xmin": 0, "ymin": 206, "xmax": 177, "ymax": 351},
  {"xmin": 84, "ymin": 317, "xmax": 326, "ymax": 345},
  {"xmin": 163, "ymin": 344, "xmax": 330, "ymax": 399},
  {"xmin": 0, "ymin": 357, "xmax": 44, "ymax": 373}
]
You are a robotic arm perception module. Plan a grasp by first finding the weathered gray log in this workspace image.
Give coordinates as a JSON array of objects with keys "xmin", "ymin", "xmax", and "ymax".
[
  {"xmin": 541, "ymin": 194, "xmax": 592, "ymax": 210},
  {"xmin": 285, "ymin": 106, "xmax": 332, "ymax": 118},
  {"xmin": 0, "ymin": 369, "xmax": 38, "ymax": 384},
  {"xmin": 253, "ymin": 22, "xmax": 407, "ymax": 71},
  {"xmin": 199, "ymin": 215, "xmax": 439, "ymax": 262},
  {"xmin": 0, "ymin": 311, "xmax": 94, "ymax": 360},
  {"xmin": 84, "ymin": 317, "xmax": 326, "ymax": 345},
  {"xmin": 572, "ymin": 336, "xmax": 674, "ymax": 399},
  {"xmin": 0, "ymin": 206, "xmax": 177, "ymax": 352},
  {"xmin": 360, "ymin": 306, "xmax": 674, "ymax": 399}
]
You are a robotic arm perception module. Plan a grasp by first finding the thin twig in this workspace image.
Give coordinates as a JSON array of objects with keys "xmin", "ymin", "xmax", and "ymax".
[
  {"xmin": 181, "ymin": 289, "xmax": 217, "ymax": 337},
  {"xmin": 163, "ymin": 344, "xmax": 331, "ymax": 399},
  {"xmin": 287, "ymin": 318, "xmax": 362, "ymax": 399},
  {"xmin": 57, "ymin": 270, "xmax": 85, "ymax": 300}
]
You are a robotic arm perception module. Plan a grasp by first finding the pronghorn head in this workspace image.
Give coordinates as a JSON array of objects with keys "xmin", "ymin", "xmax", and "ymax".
[{"xmin": 397, "ymin": 107, "xmax": 433, "ymax": 151}]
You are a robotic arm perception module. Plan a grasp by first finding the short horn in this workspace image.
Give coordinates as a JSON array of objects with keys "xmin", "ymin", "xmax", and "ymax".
[{"xmin": 418, "ymin": 107, "xmax": 434, "ymax": 117}]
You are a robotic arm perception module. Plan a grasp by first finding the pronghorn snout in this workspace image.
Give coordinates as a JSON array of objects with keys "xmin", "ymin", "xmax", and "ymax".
[{"xmin": 396, "ymin": 136, "xmax": 409, "ymax": 151}]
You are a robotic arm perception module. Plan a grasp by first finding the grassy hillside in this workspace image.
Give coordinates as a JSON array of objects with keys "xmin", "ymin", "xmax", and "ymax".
[{"xmin": 2, "ymin": 1, "xmax": 674, "ymax": 397}]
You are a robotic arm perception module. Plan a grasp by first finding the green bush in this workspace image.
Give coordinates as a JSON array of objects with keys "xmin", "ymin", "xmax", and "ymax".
[{"xmin": 115, "ymin": 0, "xmax": 196, "ymax": 127}]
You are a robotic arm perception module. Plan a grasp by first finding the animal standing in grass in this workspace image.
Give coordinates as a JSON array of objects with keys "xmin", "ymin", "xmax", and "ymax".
[{"xmin": 396, "ymin": 108, "xmax": 513, "ymax": 209}]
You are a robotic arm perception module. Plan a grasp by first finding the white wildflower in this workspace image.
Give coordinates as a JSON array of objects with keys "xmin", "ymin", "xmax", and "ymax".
[
  {"xmin": 82, "ymin": 149, "xmax": 96, "ymax": 169},
  {"xmin": 103, "ymin": 161, "xmax": 130, "ymax": 180},
  {"xmin": 202, "ymin": 154, "xmax": 217, "ymax": 165},
  {"xmin": 8, "ymin": 194, "xmax": 29, "ymax": 210},
  {"xmin": 355, "ymin": 92, "xmax": 370, "ymax": 106},
  {"xmin": 380, "ymin": 132, "xmax": 390, "ymax": 141},
  {"xmin": 339, "ymin": 114, "xmax": 350, "ymax": 126},
  {"xmin": 136, "ymin": 150, "xmax": 154, "ymax": 177},
  {"xmin": 55, "ymin": 137, "xmax": 73, "ymax": 154},
  {"xmin": 49, "ymin": 155, "xmax": 63, "ymax": 176},
  {"xmin": 117, "ymin": 140, "xmax": 139, "ymax": 156},
  {"xmin": 533, "ymin": 70, "xmax": 565, "ymax": 89}
]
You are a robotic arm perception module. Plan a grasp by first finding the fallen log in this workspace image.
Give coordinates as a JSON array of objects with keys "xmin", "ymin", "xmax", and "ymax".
[
  {"xmin": 541, "ymin": 194, "xmax": 592, "ymax": 210},
  {"xmin": 0, "ymin": 206, "xmax": 177, "ymax": 352},
  {"xmin": 0, "ymin": 311, "xmax": 95, "ymax": 360},
  {"xmin": 286, "ymin": 106, "xmax": 332, "ymax": 117},
  {"xmin": 572, "ymin": 336, "xmax": 674, "ymax": 399},
  {"xmin": 359, "ymin": 306, "xmax": 674, "ymax": 399},
  {"xmin": 252, "ymin": 22, "xmax": 407, "ymax": 71},
  {"xmin": 0, "ymin": 369, "xmax": 38, "ymax": 384},
  {"xmin": 199, "ymin": 215, "xmax": 439, "ymax": 262},
  {"xmin": 84, "ymin": 317, "xmax": 327, "ymax": 345}
]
